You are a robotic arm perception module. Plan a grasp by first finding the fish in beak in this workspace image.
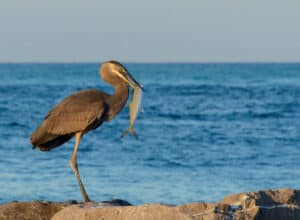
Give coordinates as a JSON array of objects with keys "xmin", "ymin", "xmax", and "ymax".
[
  {"xmin": 120, "ymin": 73, "xmax": 143, "ymax": 140},
  {"xmin": 110, "ymin": 63, "xmax": 143, "ymax": 140}
]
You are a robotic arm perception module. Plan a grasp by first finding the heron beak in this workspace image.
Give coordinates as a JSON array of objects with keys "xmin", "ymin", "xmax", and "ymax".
[
  {"xmin": 114, "ymin": 70, "xmax": 143, "ymax": 90},
  {"xmin": 126, "ymin": 71, "xmax": 144, "ymax": 90}
]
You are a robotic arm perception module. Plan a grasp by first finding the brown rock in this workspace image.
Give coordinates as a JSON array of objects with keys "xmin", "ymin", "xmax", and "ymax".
[
  {"xmin": 0, "ymin": 189, "xmax": 299, "ymax": 220},
  {"xmin": 52, "ymin": 204, "xmax": 193, "ymax": 220},
  {"xmin": 52, "ymin": 202, "xmax": 234, "ymax": 220},
  {"xmin": 221, "ymin": 189, "xmax": 300, "ymax": 220},
  {"xmin": 176, "ymin": 202, "xmax": 232, "ymax": 220},
  {"xmin": 0, "ymin": 201, "xmax": 64, "ymax": 220}
]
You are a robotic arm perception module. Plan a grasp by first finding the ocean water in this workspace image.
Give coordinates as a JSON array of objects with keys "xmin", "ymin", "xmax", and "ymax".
[{"xmin": 0, "ymin": 63, "xmax": 299, "ymax": 205}]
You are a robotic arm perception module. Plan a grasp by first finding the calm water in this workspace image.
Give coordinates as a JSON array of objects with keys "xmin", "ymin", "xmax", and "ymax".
[{"xmin": 0, "ymin": 63, "xmax": 299, "ymax": 205}]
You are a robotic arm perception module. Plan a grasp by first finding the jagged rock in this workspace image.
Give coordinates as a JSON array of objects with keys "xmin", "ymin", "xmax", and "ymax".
[
  {"xmin": 220, "ymin": 189, "xmax": 300, "ymax": 220},
  {"xmin": 175, "ymin": 202, "xmax": 232, "ymax": 220},
  {"xmin": 0, "ymin": 189, "xmax": 299, "ymax": 220}
]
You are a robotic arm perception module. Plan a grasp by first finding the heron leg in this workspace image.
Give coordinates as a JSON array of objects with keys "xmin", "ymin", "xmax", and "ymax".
[{"xmin": 69, "ymin": 132, "xmax": 91, "ymax": 203}]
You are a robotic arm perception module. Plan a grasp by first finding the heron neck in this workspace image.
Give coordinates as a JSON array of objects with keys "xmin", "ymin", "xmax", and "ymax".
[{"xmin": 107, "ymin": 83, "xmax": 129, "ymax": 120}]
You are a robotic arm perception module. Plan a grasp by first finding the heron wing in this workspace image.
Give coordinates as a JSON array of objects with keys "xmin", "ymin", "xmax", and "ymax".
[
  {"xmin": 45, "ymin": 105, "xmax": 104, "ymax": 135},
  {"xmin": 31, "ymin": 90, "xmax": 109, "ymax": 147},
  {"xmin": 44, "ymin": 89, "xmax": 108, "ymax": 135}
]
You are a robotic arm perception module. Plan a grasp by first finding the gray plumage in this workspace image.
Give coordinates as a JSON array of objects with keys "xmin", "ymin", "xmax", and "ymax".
[
  {"xmin": 31, "ymin": 90, "xmax": 108, "ymax": 151},
  {"xmin": 30, "ymin": 61, "xmax": 142, "ymax": 202}
]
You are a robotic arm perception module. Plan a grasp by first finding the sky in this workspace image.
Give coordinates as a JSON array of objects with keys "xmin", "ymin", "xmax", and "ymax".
[{"xmin": 0, "ymin": 0, "xmax": 299, "ymax": 62}]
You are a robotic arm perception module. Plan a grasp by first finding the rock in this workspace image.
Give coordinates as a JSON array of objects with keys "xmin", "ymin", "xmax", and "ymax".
[
  {"xmin": 52, "ymin": 204, "xmax": 193, "ymax": 220},
  {"xmin": 0, "ymin": 201, "xmax": 64, "ymax": 220},
  {"xmin": 220, "ymin": 188, "xmax": 300, "ymax": 220},
  {"xmin": 0, "ymin": 189, "xmax": 299, "ymax": 220},
  {"xmin": 175, "ymin": 202, "xmax": 232, "ymax": 220},
  {"xmin": 101, "ymin": 198, "xmax": 133, "ymax": 206},
  {"xmin": 52, "ymin": 202, "xmax": 233, "ymax": 220}
]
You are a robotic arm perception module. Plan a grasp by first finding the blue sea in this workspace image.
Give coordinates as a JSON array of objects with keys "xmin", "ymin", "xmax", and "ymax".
[{"xmin": 0, "ymin": 63, "xmax": 299, "ymax": 205}]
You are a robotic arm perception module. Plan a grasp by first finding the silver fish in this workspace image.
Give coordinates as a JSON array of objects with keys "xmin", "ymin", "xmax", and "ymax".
[{"xmin": 121, "ymin": 85, "xmax": 143, "ymax": 139}]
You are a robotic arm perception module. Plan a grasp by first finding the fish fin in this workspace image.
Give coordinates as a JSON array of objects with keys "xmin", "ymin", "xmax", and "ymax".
[
  {"xmin": 120, "ymin": 129, "xmax": 130, "ymax": 139},
  {"xmin": 120, "ymin": 127, "xmax": 139, "ymax": 140}
]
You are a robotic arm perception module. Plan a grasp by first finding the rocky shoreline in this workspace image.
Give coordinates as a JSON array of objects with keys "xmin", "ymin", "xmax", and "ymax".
[{"xmin": 0, "ymin": 188, "xmax": 299, "ymax": 220}]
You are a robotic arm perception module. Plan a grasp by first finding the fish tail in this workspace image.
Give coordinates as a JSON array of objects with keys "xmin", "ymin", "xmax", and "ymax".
[{"xmin": 120, "ymin": 127, "xmax": 139, "ymax": 140}]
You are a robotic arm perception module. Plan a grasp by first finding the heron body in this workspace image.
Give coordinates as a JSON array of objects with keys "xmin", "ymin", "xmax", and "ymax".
[{"xmin": 30, "ymin": 61, "xmax": 142, "ymax": 202}]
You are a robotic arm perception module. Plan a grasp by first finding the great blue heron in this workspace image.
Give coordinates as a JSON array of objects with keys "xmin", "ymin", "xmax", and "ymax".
[{"xmin": 30, "ymin": 61, "xmax": 142, "ymax": 202}]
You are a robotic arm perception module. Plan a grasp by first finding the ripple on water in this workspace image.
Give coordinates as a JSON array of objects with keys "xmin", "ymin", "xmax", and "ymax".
[{"xmin": 0, "ymin": 63, "xmax": 299, "ymax": 204}]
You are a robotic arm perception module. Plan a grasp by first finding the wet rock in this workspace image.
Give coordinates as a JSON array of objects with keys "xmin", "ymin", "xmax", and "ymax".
[{"xmin": 101, "ymin": 198, "xmax": 133, "ymax": 206}]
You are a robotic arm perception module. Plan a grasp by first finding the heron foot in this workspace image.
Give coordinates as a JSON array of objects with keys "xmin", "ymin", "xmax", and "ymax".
[{"xmin": 83, "ymin": 196, "xmax": 92, "ymax": 203}]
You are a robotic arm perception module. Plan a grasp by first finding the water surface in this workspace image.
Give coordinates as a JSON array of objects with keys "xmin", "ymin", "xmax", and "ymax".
[{"xmin": 0, "ymin": 63, "xmax": 299, "ymax": 204}]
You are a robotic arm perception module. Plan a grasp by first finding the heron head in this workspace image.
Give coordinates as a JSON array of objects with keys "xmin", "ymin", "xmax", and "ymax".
[{"xmin": 100, "ymin": 61, "xmax": 143, "ymax": 90}]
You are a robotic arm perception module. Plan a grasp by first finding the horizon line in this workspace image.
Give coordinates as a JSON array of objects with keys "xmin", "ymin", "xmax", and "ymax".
[{"xmin": 0, "ymin": 61, "xmax": 300, "ymax": 64}]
